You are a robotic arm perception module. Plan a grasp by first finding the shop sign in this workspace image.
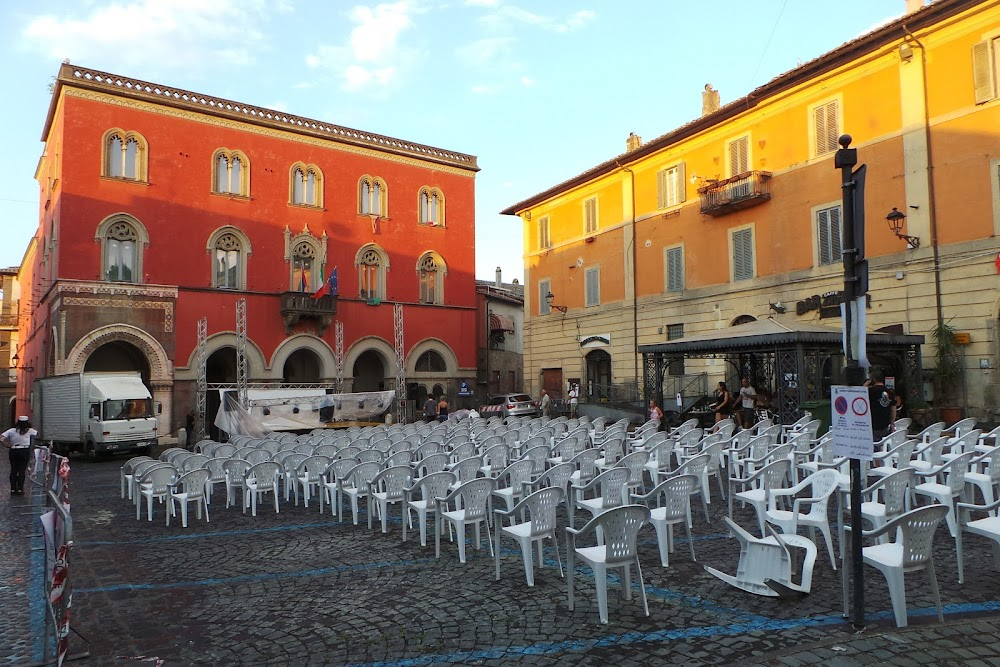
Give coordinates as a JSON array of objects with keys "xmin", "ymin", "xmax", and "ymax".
[
  {"xmin": 796, "ymin": 291, "xmax": 871, "ymax": 318},
  {"xmin": 579, "ymin": 334, "xmax": 611, "ymax": 348}
]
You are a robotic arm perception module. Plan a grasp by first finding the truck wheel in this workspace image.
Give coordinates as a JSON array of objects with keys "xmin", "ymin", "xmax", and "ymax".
[{"xmin": 85, "ymin": 443, "xmax": 97, "ymax": 460}]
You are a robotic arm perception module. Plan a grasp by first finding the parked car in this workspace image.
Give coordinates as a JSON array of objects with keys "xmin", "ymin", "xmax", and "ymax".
[{"xmin": 481, "ymin": 393, "xmax": 539, "ymax": 418}]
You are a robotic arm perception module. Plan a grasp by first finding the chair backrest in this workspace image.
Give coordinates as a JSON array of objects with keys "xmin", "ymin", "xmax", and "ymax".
[
  {"xmin": 950, "ymin": 430, "xmax": 983, "ymax": 456},
  {"xmin": 715, "ymin": 420, "xmax": 737, "ymax": 439},
  {"xmin": 950, "ymin": 417, "xmax": 978, "ymax": 437},
  {"xmin": 523, "ymin": 487, "xmax": 562, "ymax": 537},
  {"xmin": 214, "ymin": 444, "xmax": 237, "ymax": 458},
  {"xmin": 371, "ymin": 465, "xmax": 414, "ymax": 500},
  {"xmin": 346, "ymin": 461, "xmax": 382, "ymax": 490},
  {"xmin": 601, "ymin": 435, "xmax": 626, "ymax": 464},
  {"xmin": 205, "ymin": 458, "xmax": 228, "ymax": 481},
  {"xmin": 449, "ymin": 441, "xmax": 477, "ymax": 462},
  {"xmin": 656, "ymin": 473, "xmax": 699, "ymax": 521},
  {"xmin": 293, "ymin": 443, "xmax": 314, "ymax": 455},
  {"xmin": 328, "ymin": 458, "xmax": 359, "ymax": 482},
  {"xmin": 122, "ymin": 456, "xmax": 153, "ymax": 475},
  {"xmin": 677, "ymin": 429, "xmax": 703, "ymax": 449},
  {"xmin": 675, "ymin": 453, "xmax": 710, "ymax": 479},
  {"xmin": 877, "ymin": 429, "xmax": 908, "ymax": 453},
  {"xmin": 300, "ymin": 455, "xmax": 332, "ymax": 479},
  {"xmin": 385, "ymin": 450, "xmax": 413, "ymax": 468},
  {"xmin": 593, "ymin": 467, "xmax": 631, "ymax": 509},
  {"xmin": 874, "ymin": 468, "xmax": 914, "ymax": 519},
  {"xmin": 534, "ymin": 462, "xmax": 575, "ymax": 495},
  {"xmin": 223, "ymin": 458, "xmax": 251, "ymax": 482},
  {"xmin": 765, "ymin": 444, "xmax": 793, "ymax": 465},
  {"xmin": 171, "ymin": 451, "xmax": 196, "ymax": 467},
  {"xmin": 922, "ymin": 436, "xmax": 949, "ymax": 467},
  {"xmin": 414, "ymin": 442, "xmax": 442, "ymax": 461},
  {"xmin": 497, "ymin": 459, "xmax": 535, "ymax": 490},
  {"xmin": 454, "ymin": 477, "xmax": 496, "ymax": 519},
  {"xmin": 570, "ymin": 448, "xmax": 602, "ymax": 483},
  {"xmin": 943, "ymin": 451, "xmax": 977, "ymax": 494},
  {"xmin": 482, "ymin": 444, "xmax": 510, "ymax": 473},
  {"xmin": 615, "ymin": 450, "xmax": 650, "ymax": 484},
  {"xmin": 449, "ymin": 456, "xmax": 484, "ymax": 483},
  {"xmin": 893, "ymin": 505, "xmax": 950, "ymax": 569},
  {"xmin": 145, "ymin": 465, "xmax": 178, "ymax": 494},
  {"xmin": 702, "ymin": 441, "xmax": 726, "ymax": 471},
  {"xmin": 315, "ymin": 445, "xmax": 339, "ymax": 458},
  {"xmin": 416, "ymin": 452, "xmax": 450, "ymax": 477},
  {"xmin": 917, "ymin": 421, "xmax": 946, "ymax": 442},
  {"xmin": 803, "ymin": 469, "xmax": 840, "ymax": 509},
  {"xmin": 182, "ymin": 454, "xmax": 210, "ymax": 472},
  {"xmin": 580, "ymin": 505, "xmax": 650, "ymax": 566},
  {"xmin": 411, "ymin": 471, "xmax": 456, "ymax": 503},
  {"xmin": 357, "ymin": 449, "xmax": 385, "ymax": 464},
  {"xmin": 176, "ymin": 468, "xmax": 211, "ymax": 497},
  {"xmin": 520, "ymin": 445, "xmax": 550, "ymax": 473},
  {"xmin": 244, "ymin": 449, "xmax": 271, "ymax": 465},
  {"xmin": 759, "ymin": 459, "xmax": 791, "ymax": 491},
  {"xmin": 893, "ymin": 417, "xmax": 912, "ymax": 433},
  {"xmin": 281, "ymin": 453, "xmax": 308, "ymax": 476}
]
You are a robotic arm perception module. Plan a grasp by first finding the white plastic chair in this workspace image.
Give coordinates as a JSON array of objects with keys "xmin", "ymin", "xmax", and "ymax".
[
  {"xmin": 120, "ymin": 456, "xmax": 153, "ymax": 500},
  {"xmin": 294, "ymin": 455, "xmax": 331, "ymax": 508},
  {"xmin": 765, "ymin": 469, "xmax": 840, "ymax": 569},
  {"xmin": 137, "ymin": 465, "xmax": 178, "ymax": 522},
  {"xmin": 223, "ymin": 459, "xmax": 251, "ymax": 509},
  {"xmin": 204, "ymin": 458, "xmax": 228, "ymax": 504},
  {"xmin": 912, "ymin": 450, "xmax": 977, "ymax": 538},
  {"xmin": 243, "ymin": 461, "xmax": 282, "ymax": 516},
  {"xmin": 965, "ymin": 447, "xmax": 1000, "ymax": 513},
  {"xmin": 955, "ymin": 496, "xmax": 1000, "ymax": 584},
  {"xmin": 320, "ymin": 458, "xmax": 358, "ymax": 516},
  {"xmin": 842, "ymin": 505, "xmax": 948, "ymax": 628},
  {"xmin": 435, "ymin": 477, "xmax": 496, "ymax": 563},
  {"xmin": 494, "ymin": 487, "xmax": 564, "ymax": 586},
  {"xmin": 705, "ymin": 516, "xmax": 817, "ymax": 597},
  {"xmin": 566, "ymin": 504, "xmax": 650, "ymax": 624},
  {"xmin": 340, "ymin": 461, "xmax": 381, "ymax": 524},
  {"xmin": 402, "ymin": 471, "xmax": 456, "ymax": 546},
  {"xmin": 168, "ymin": 468, "xmax": 211, "ymax": 527},
  {"xmin": 368, "ymin": 465, "xmax": 414, "ymax": 533},
  {"xmin": 729, "ymin": 459, "xmax": 791, "ymax": 536},
  {"xmin": 570, "ymin": 466, "xmax": 631, "ymax": 530},
  {"xmin": 632, "ymin": 473, "xmax": 699, "ymax": 567}
]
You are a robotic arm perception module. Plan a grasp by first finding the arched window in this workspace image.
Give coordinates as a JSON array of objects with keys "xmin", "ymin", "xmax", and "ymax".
[
  {"xmin": 102, "ymin": 128, "xmax": 148, "ymax": 181},
  {"xmin": 95, "ymin": 214, "xmax": 149, "ymax": 284},
  {"xmin": 356, "ymin": 244, "xmax": 389, "ymax": 301},
  {"xmin": 291, "ymin": 241, "xmax": 317, "ymax": 292},
  {"xmin": 417, "ymin": 251, "xmax": 447, "ymax": 304},
  {"xmin": 415, "ymin": 350, "xmax": 447, "ymax": 372},
  {"xmin": 207, "ymin": 226, "xmax": 252, "ymax": 290},
  {"xmin": 418, "ymin": 187, "xmax": 445, "ymax": 226},
  {"xmin": 358, "ymin": 175, "xmax": 388, "ymax": 217},
  {"xmin": 290, "ymin": 163, "xmax": 323, "ymax": 207},
  {"xmin": 212, "ymin": 149, "xmax": 250, "ymax": 196}
]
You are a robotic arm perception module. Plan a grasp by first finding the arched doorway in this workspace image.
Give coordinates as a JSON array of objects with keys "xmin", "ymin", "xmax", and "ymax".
[
  {"xmin": 586, "ymin": 349, "xmax": 612, "ymax": 402},
  {"xmin": 283, "ymin": 348, "xmax": 321, "ymax": 383},
  {"xmin": 353, "ymin": 349, "xmax": 387, "ymax": 393},
  {"xmin": 84, "ymin": 340, "xmax": 151, "ymax": 386},
  {"xmin": 207, "ymin": 347, "xmax": 237, "ymax": 440}
]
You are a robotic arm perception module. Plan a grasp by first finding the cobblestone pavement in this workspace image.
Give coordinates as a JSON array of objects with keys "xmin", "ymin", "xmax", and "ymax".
[{"xmin": 4, "ymin": 452, "xmax": 1000, "ymax": 666}]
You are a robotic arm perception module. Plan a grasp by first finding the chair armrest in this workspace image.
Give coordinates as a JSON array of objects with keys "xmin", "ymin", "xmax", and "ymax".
[{"xmin": 956, "ymin": 496, "xmax": 1000, "ymax": 515}]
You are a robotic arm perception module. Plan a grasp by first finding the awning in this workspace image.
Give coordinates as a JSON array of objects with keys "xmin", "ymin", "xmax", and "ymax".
[
  {"xmin": 89, "ymin": 377, "xmax": 152, "ymax": 401},
  {"xmin": 490, "ymin": 313, "xmax": 515, "ymax": 333}
]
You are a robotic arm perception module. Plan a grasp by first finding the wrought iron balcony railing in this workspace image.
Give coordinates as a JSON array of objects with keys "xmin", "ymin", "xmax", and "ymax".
[
  {"xmin": 280, "ymin": 292, "xmax": 337, "ymax": 335},
  {"xmin": 698, "ymin": 171, "xmax": 772, "ymax": 217}
]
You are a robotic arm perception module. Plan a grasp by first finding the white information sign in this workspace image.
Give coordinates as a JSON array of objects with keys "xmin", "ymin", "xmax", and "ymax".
[{"xmin": 831, "ymin": 385, "xmax": 874, "ymax": 461}]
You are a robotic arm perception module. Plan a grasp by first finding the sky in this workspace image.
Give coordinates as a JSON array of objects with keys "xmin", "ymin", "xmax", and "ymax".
[{"xmin": 0, "ymin": 0, "xmax": 912, "ymax": 281}]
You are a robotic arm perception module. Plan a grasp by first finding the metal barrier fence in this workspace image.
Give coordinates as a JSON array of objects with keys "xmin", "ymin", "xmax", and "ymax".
[{"xmin": 24, "ymin": 447, "xmax": 89, "ymax": 666}]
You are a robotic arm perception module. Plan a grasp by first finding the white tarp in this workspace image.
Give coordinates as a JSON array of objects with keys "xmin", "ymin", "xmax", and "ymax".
[{"xmin": 213, "ymin": 389, "xmax": 396, "ymax": 435}]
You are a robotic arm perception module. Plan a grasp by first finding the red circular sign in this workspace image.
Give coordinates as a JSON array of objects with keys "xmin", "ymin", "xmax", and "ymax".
[{"xmin": 852, "ymin": 397, "xmax": 869, "ymax": 416}]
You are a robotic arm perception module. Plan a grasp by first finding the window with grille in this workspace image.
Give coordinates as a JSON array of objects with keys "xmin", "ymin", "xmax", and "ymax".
[
  {"xmin": 418, "ymin": 252, "xmax": 445, "ymax": 304},
  {"xmin": 665, "ymin": 246, "xmax": 684, "ymax": 292},
  {"xmin": 357, "ymin": 245, "xmax": 387, "ymax": 300},
  {"xmin": 585, "ymin": 266, "xmax": 600, "ymax": 307},
  {"xmin": 816, "ymin": 205, "xmax": 843, "ymax": 266},
  {"xmin": 103, "ymin": 129, "xmax": 147, "ymax": 181},
  {"xmin": 657, "ymin": 163, "xmax": 686, "ymax": 208},
  {"xmin": 732, "ymin": 228, "xmax": 754, "ymax": 281},
  {"xmin": 104, "ymin": 222, "xmax": 138, "ymax": 283},
  {"xmin": 727, "ymin": 136, "xmax": 749, "ymax": 177},
  {"xmin": 812, "ymin": 100, "xmax": 840, "ymax": 156},
  {"xmin": 538, "ymin": 216, "xmax": 550, "ymax": 249},
  {"xmin": 584, "ymin": 197, "xmax": 598, "ymax": 234},
  {"xmin": 291, "ymin": 242, "xmax": 316, "ymax": 292},
  {"xmin": 214, "ymin": 233, "xmax": 243, "ymax": 289},
  {"xmin": 415, "ymin": 350, "xmax": 447, "ymax": 372},
  {"xmin": 539, "ymin": 279, "xmax": 551, "ymax": 315}
]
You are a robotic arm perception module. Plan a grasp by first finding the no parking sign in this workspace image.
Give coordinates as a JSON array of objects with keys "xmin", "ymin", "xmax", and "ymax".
[{"xmin": 831, "ymin": 385, "xmax": 874, "ymax": 460}]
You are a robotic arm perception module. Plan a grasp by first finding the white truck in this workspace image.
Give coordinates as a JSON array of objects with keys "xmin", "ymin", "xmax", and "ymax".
[{"xmin": 33, "ymin": 372, "xmax": 158, "ymax": 457}]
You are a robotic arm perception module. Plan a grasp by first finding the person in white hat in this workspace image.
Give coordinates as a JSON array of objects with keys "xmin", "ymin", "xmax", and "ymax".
[{"xmin": 2, "ymin": 416, "xmax": 37, "ymax": 495}]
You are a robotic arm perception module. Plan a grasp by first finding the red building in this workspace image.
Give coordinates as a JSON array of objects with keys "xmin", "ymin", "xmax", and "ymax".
[{"xmin": 16, "ymin": 63, "xmax": 479, "ymax": 439}]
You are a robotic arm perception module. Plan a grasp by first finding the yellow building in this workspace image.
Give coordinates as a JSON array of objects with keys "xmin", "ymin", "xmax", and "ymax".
[{"xmin": 503, "ymin": 0, "xmax": 1000, "ymax": 422}]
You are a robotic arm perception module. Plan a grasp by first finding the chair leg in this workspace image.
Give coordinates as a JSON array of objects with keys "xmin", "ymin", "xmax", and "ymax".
[
  {"xmin": 520, "ymin": 539, "xmax": 535, "ymax": 586},
  {"xmin": 636, "ymin": 557, "xmax": 649, "ymax": 617},
  {"xmin": 686, "ymin": 518, "xmax": 697, "ymax": 562},
  {"xmin": 456, "ymin": 523, "xmax": 467, "ymax": 563},
  {"xmin": 884, "ymin": 568, "xmax": 909, "ymax": 628},
  {"xmin": 652, "ymin": 520, "xmax": 670, "ymax": 567},
  {"xmin": 927, "ymin": 559, "xmax": 943, "ymax": 623},
  {"xmin": 494, "ymin": 527, "xmax": 503, "ymax": 581},
  {"xmin": 594, "ymin": 563, "xmax": 609, "ymax": 624}
]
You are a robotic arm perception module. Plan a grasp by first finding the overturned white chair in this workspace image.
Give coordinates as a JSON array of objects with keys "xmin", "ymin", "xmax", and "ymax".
[{"xmin": 705, "ymin": 516, "xmax": 817, "ymax": 597}]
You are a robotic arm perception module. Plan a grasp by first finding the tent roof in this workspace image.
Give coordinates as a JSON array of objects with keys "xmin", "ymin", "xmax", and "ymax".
[{"xmin": 639, "ymin": 318, "xmax": 923, "ymax": 355}]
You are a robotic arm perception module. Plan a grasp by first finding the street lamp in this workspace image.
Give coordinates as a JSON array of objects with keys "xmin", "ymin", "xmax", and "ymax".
[
  {"xmin": 544, "ymin": 291, "xmax": 568, "ymax": 314},
  {"xmin": 10, "ymin": 353, "xmax": 34, "ymax": 373},
  {"xmin": 885, "ymin": 207, "xmax": 920, "ymax": 248}
]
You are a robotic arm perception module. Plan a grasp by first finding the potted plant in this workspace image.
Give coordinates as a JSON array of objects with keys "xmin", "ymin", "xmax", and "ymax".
[
  {"xmin": 905, "ymin": 397, "xmax": 930, "ymax": 430},
  {"xmin": 929, "ymin": 320, "xmax": 963, "ymax": 425}
]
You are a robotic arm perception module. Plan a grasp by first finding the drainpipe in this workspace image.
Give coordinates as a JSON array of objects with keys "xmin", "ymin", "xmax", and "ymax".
[
  {"xmin": 617, "ymin": 163, "xmax": 639, "ymax": 396},
  {"xmin": 902, "ymin": 25, "xmax": 943, "ymax": 327}
]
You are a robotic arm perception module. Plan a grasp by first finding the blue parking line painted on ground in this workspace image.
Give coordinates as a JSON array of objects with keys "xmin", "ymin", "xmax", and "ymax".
[
  {"xmin": 28, "ymin": 487, "xmax": 50, "ymax": 662},
  {"xmin": 338, "ymin": 601, "xmax": 1000, "ymax": 667}
]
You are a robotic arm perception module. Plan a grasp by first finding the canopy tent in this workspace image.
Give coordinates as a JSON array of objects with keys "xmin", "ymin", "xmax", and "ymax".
[{"xmin": 639, "ymin": 318, "xmax": 924, "ymax": 425}]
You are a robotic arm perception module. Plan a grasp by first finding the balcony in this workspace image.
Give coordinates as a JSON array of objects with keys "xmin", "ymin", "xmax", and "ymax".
[
  {"xmin": 698, "ymin": 171, "xmax": 772, "ymax": 217},
  {"xmin": 280, "ymin": 292, "xmax": 337, "ymax": 335}
]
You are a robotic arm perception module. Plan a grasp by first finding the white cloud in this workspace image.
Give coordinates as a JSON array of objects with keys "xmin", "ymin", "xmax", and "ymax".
[
  {"xmin": 477, "ymin": 5, "xmax": 595, "ymax": 33},
  {"xmin": 20, "ymin": 0, "xmax": 283, "ymax": 72},
  {"xmin": 305, "ymin": 1, "xmax": 421, "ymax": 95}
]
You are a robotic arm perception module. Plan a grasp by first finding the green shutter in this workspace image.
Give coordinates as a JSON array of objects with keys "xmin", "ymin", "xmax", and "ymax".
[
  {"xmin": 733, "ymin": 228, "xmax": 753, "ymax": 280},
  {"xmin": 667, "ymin": 247, "xmax": 683, "ymax": 292}
]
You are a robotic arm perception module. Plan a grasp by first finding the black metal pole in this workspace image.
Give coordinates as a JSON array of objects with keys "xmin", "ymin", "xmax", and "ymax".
[{"xmin": 836, "ymin": 134, "xmax": 866, "ymax": 630}]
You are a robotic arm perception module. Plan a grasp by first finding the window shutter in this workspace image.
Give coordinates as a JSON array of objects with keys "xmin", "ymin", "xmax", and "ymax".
[
  {"xmin": 539, "ymin": 217, "xmax": 549, "ymax": 249},
  {"xmin": 677, "ymin": 162, "xmax": 687, "ymax": 203},
  {"xmin": 973, "ymin": 41, "xmax": 995, "ymax": 104},
  {"xmin": 539, "ymin": 279, "xmax": 550, "ymax": 315},
  {"xmin": 814, "ymin": 101, "xmax": 839, "ymax": 154},
  {"xmin": 584, "ymin": 198, "xmax": 597, "ymax": 234},
  {"xmin": 733, "ymin": 228, "xmax": 753, "ymax": 280},
  {"xmin": 729, "ymin": 137, "xmax": 748, "ymax": 175},
  {"xmin": 657, "ymin": 169, "xmax": 667, "ymax": 209},
  {"xmin": 666, "ymin": 247, "xmax": 683, "ymax": 292},
  {"xmin": 829, "ymin": 206, "xmax": 842, "ymax": 262},
  {"xmin": 825, "ymin": 102, "xmax": 839, "ymax": 154},
  {"xmin": 814, "ymin": 105, "xmax": 827, "ymax": 155},
  {"xmin": 585, "ymin": 268, "xmax": 600, "ymax": 306},
  {"xmin": 817, "ymin": 209, "xmax": 831, "ymax": 265}
]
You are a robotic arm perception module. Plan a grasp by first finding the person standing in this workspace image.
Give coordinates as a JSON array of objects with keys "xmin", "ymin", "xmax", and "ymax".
[
  {"xmin": 867, "ymin": 368, "xmax": 896, "ymax": 441},
  {"xmin": 648, "ymin": 399, "xmax": 664, "ymax": 423},
  {"xmin": 539, "ymin": 390, "xmax": 551, "ymax": 418},
  {"xmin": 2, "ymin": 416, "xmax": 37, "ymax": 495},
  {"xmin": 568, "ymin": 384, "xmax": 579, "ymax": 418},
  {"xmin": 436, "ymin": 395, "xmax": 449, "ymax": 422},
  {"xmin": 185, "ymin": 412, "xmax": 196, "ymax": 450},
  {"xmin": 423, "ymin": 395, "xmax": 437, "ymax": 423},
  {"xmin": 737, "ymin": 378, "xmax": 757, "ymax": 430},
  {"xmin": 709, "ymin": 382, "xmax": 732, "ymax": 424}
]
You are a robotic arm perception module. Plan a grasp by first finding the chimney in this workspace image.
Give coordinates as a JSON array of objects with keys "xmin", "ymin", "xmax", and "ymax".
[
  {"xmin": 702, "ymin": 84, "xmax": 720, "ymax": 116},
  {"xmin": 625, "ymin": 133, "xmax": 642, "ymax": 152},
  {"xmin": 495, "ymin": 266, "xmax": 502, "ymax": 288},
  {"xmin": 905, "ymin": 0, "xmax": 924, "ymax": 13}
]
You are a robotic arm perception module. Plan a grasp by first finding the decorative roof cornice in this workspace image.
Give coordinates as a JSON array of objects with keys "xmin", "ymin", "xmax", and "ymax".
[
  {"xmin": 500, "ymin": 0, "xmax": 979, "ymax": 215},
  {"xmin": 42, "ymin": 64, "xmax": 479, "ymax": 173}
]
